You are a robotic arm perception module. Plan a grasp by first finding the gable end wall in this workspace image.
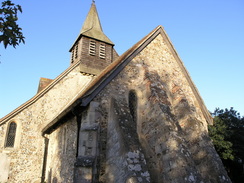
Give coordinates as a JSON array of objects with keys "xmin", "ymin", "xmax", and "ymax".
[{"xmin": 91, "ymin": 33, "xmax": 229, "ymax": 182}]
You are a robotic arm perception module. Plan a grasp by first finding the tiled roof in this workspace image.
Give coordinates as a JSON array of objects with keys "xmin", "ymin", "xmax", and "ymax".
[
  {"xmin": 0, "ymin": 61, "xmax": 83, "ymax": 124},
  {"xmin": 0, "ymin": 25, "xmax": 212, "ymax": 131},
  {"xmin": 37, "ymin": 77, "xmax": 53, "ymax": 93},
  {"xmin": 42, "ymin": 26, "xmax": 162, "ymax": 134},
  {"xmin": 42, "ymin": 25, "xmax": 213, "ymax": 134}
]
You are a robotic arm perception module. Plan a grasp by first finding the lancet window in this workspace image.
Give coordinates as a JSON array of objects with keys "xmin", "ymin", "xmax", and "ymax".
[
  {"xmin": 5, "ymin": 122, "xmax": 17, "ymax": 148},
  {"xmin": 129, "ymin": 90, "xmax": 137, "ymax": 122}
]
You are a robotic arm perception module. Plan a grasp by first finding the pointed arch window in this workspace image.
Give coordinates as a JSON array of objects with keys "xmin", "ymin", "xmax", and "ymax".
[
  {"xmin": 5, "ymin": 122, "xmax": 17, "ymax": 148},
  {"xmin": 129, "ymin": 90, "xmax": 137, "ymax": 122}
]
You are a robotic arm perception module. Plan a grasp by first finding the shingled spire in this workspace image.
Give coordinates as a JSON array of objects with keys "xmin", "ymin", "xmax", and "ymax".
[
  {"xmin": 80, "ymin": 1, "xmax": 114, "ymax": 45},
  {"xmin": 69, "ymin": 2, "xmax": 118, "ymax": 75}
]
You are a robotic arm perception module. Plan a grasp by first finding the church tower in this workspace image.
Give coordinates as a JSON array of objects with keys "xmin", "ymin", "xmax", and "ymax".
[{"xmin": 69, "ymin": 2, "xmax": 118, "ymax": 75}]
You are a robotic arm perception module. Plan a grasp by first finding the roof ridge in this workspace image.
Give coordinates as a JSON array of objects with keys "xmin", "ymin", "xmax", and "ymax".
[
  {"xmin": 42, "ymin": 25, "xmax": 163, "ymax": 134},
  {"xmin": 42, "ymin": 25, "xmax": 212, "ymax": 133},
  {"xmin": 0, "ymin": 61, "xmax": 81, "ymax": 124},
  {"xmin": 81, "ymin": 25, "xmax": 162, "ymax": 97}
]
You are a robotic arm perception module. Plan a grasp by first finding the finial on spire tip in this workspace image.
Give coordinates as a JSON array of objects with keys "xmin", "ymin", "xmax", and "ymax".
[{"xmin": 92, "ymin": 0, "xmax": 95, "ymax": 4}]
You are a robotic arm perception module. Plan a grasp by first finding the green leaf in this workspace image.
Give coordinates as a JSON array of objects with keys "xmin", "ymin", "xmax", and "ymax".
[{"xmin": 0, "ymin": 0, "xmax": 24, "ymax": 49}]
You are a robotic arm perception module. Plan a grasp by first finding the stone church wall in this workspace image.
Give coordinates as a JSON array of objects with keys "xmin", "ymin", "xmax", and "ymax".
[
  {"xmin": 0, "ymin": 30, "xmax": 230, "ymax": 182},
  {"xmin": 45, "ymin": 117, "xmax": 77, "ymax": 183},
  {"xmin": 0, "ymin": 65, "xmax": 93, "ymax": 182},
  {"xmin": 93, "ymin": 33, "xmax": 230, "ymax": 182}
]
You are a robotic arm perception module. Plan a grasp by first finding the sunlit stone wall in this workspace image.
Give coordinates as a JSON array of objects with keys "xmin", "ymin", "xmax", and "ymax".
[
  {"xmin": 93, "ymin": 33, "xmax": 230, "ymax": 183},
  {"xmin": 0, "ymin": 65, "xmax": 93, "ymax": 182}
]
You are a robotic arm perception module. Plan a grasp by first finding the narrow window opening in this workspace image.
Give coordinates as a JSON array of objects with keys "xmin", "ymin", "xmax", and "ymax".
[
  {"xmin": 99, "ymin": 44, "xmax": 106, "ymax": 59},
  {"xmin": 89, "ymin": 40, "xmax": 96, "ymax": 56},
  {"xmin": 5, "ymin": 122, "xmax": 17, "ymax": 148},
  {"xmin": 62, "ymin": 126, "xmax": 67, "ymax": 154},
  {"xmin": 129, "ymin": 90, "xmax": 137, "ymax": 122}
]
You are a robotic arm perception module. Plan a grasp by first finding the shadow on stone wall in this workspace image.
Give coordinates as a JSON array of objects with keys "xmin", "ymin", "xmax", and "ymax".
[
  {"xmin": 105, "ymin": 98, "xmax": 151, "ymax": 182},
  {"xmin": 47, "ymin": 169, "xmax": 58, "ymax": 183},
  {"xmin": 138, "ymin": 70, "xmax": 231, "ymax": 182}
]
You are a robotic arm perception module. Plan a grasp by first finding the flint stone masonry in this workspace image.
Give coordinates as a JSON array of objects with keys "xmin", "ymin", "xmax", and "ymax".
[
  {"xmin": 104, "ymin": 98, "xmax": 150, "ymax": 183},
  {"xmin": 92, "ymin": 33, "xmax": 230, "ymax": 182},
  {"xmin": 0, "ymin": 66, "xmax": 93, "ymax": 182},
  {"xmin": 0, "ymin": 153, "xmax": 10, "ymax": 182},
  {"xmin": 0, "ymin": 29, "xmax": 231, "ymax": 182},
  {"xmin": 45, "ymin": 117, "xmax": 77, "ymax": 183},
  {"xmin": 0, "ymin": 12, "xmax": 231, "ymax": 182}
]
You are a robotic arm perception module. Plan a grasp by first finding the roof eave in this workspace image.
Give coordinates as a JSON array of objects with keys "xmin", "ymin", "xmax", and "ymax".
[
  {"xmin": 69, "ymin": 33, "xmax": 114, "ymax": 53},
  {"xmin": 0, "ymin": 61, "xmax": 82, "ymax": 125},
  {"xmin": 43, "ymin": 24, "xmax": 213, "ymax": 134},
  {"xmin": 42, "ymin": 26, "xmax": 163, "ymax": 134}
]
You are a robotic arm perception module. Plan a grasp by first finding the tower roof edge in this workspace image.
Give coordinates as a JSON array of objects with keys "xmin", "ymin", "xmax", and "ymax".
[{"xmin": 70, "ymin": 2, "xmax": 114, "ymax": 51}]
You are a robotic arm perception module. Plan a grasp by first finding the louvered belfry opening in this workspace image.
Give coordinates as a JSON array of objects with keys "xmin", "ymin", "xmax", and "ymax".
[
  {"xmin": 89, "ymin": 40, "xmax": 96, "ymax": 56},
  {"xmin": 5, "ymin": 122, "xmax": 17, "ymax": 147},
  {"xmin": 99, "ymin": 44, "xmax": 106, "ymax": 59}
]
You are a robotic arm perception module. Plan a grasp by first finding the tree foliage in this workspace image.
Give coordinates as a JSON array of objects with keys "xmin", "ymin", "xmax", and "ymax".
[
  {"xmin": 209, "ymin": 107, "xmax": 244, "ymax": 182},
  {"xmin": 208, "ymin": 115, "xmax": 234, "ymax": 160},
  {"xmin": 0, "ymin": 0, "xmax": 25, "ymax": 48}
]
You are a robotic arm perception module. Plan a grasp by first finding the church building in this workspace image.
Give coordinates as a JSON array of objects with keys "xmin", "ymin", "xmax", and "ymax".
[{"xmin": 0, "ymin": 2, "xmax": 231, "ymax": 183}]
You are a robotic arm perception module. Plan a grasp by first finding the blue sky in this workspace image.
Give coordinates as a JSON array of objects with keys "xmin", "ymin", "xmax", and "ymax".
[{"xmin": 0, "ymin": 0, "xmax": 244, "ymax": 118}]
